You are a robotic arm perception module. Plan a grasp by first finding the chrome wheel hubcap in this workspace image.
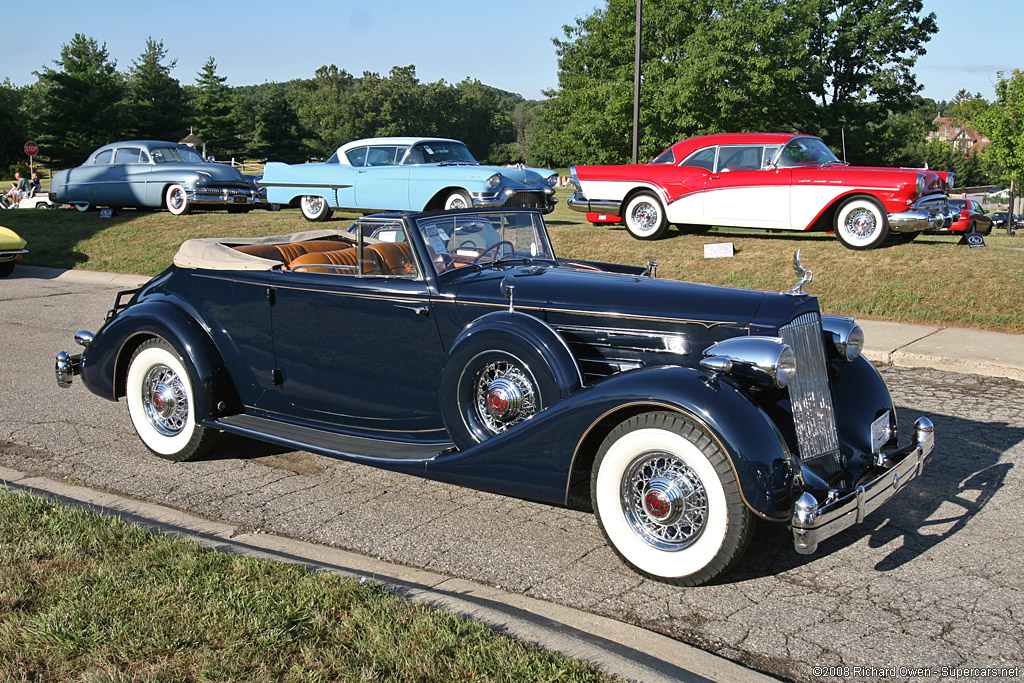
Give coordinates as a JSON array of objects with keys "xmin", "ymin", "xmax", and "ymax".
[
  {"xmin": 845, "ymin": 208, "xmax": 877, "ymax": 238},
  {"xmin": 622, "ymin": 451, "xmax": 707, "ymax": 551},
  {"xmin": 169, "ymin": 189, "xmax": 184, "ymax": 210},
  {"xmin": 474, "ymin": 360, "xmax": 537, "ymax": 434},
  {"xmin": 630, "ymin": 203, "xmax": 658, "ymax": 232},
  {"xmin": 303, "ymin": 196, "xmax": 324, "ymax": 215},
  {"xmin": 142, "ymin": 364, "xmax": 188, "ymax": 437}
]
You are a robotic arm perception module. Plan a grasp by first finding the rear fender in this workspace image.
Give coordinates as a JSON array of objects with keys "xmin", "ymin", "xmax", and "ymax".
[{"xmin": 80, "ymin": 301, "xmax": 232, "ymax": 421}]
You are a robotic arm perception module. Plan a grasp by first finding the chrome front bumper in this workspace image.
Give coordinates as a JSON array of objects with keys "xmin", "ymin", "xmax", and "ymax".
[
  {"xmin": 888, "ymin": 195, "xmax": 956, "ymax": 233},
  {"xmin": 791, "ymin": 416, "xmax": 934, "ymax": 554},
  {"xmin": 567, "ymin": 191, "xmax": 620, "ymax": 215},
  {"xmin": 471, "ymin": 187, "xmax": 557, "ymax": 213},
  {"xmin": 186, "ymin": 186, "xmax": 267, "ymax": 207},
  {"xmin": 55, "ymin": 331, "xmax": 93, "ymax": 388}
]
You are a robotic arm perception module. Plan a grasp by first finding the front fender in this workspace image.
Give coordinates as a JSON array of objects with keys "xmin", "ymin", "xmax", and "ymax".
[
  {"xmin": 425, "ymin": 364, "xmax": 796, "ymax": 519},
  {"xmin": 80, "ymin": 301, "xmax": 229, "ymax": 422}
]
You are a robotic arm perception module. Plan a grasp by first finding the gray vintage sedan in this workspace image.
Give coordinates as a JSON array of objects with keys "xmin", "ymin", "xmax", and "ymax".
[{"xmin": 49, "ymin": 140, "xmax": 267, "ymax": 215}]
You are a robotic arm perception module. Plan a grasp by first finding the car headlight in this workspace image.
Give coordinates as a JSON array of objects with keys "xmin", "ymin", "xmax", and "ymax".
[
  {"xmin": 916, "ymin": 173, "xmax": 926, "ymax": 196},
  {"xmin": 821, "ymin": 315, "xmax": 863, "ymax": 361},
  {"xmin": 946, "ymin": 172, "xmax": 955, "ymax": 190},
  {"xmin": 699, "ymin": 336, "xmax": 797, "ymax": 389},
  {"xmin": 487, "ymin": 173, "xmax": 501, "ymax": 189},
  {"xmin": 195, "ymin": 172, "xmax": 211, "ymax": 187},
  {"xmin": 545, "ymin": 173, "xmax": 558, "ymax": 188}
]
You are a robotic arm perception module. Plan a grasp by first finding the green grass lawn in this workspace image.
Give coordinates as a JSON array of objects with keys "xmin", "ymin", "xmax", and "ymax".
[
  {"xmin": 0, "ymin": 488, "xmax": 617, "ymax": 682},
  {"xmin": 2, "ymin": 188, "xmax": 1023, "ymax": 332}
]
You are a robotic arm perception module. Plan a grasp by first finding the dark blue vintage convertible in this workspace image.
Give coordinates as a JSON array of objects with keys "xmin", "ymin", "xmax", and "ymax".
[{"xmin": 55, "ymin": 208, "xmax": 934, "ymax": 585}]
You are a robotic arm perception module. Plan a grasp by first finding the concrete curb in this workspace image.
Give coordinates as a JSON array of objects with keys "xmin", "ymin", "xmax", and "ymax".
[{"xmin": 0, "ymin": 464, "xmax": 775, "ymax": 683}]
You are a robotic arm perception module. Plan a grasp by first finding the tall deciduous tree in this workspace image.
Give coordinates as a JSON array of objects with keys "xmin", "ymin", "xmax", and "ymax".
[
  {"xmin": 0, "ymin": 79, "xmax": 28, "ymax": 173},
  {"xmin": 975, "ymin": 70, "xmax": 1024, "ymax": 187},
  {"xmin": 192, "ymin": 57, "xmax": 242, "ymax": 158},
  {"xmin": 249, "ymin": 86, "xmax": 307, "ymax": 162},
  {"xmin": 34, "ymin": 34, "xmax": 124, "ymax": 168},
  {"xmin": 124, "ymin": 38, "xmax": 188, "ymax": 141},
  {"xmin": 296, "ymin": 65, "xmax": 356, "ymax": 155}
]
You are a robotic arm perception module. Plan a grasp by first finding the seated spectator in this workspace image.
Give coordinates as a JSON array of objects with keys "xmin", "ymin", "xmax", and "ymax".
[
  {"xmin": 5, "ymin": 172, "xmax": 30, "ymax": 205},
  {"xmin": 29, "ymin": 173, "xmax": 41, "ymax": 197}
]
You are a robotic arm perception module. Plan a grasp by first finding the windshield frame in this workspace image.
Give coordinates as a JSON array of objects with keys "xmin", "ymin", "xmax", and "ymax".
[
  {"xmin": 401, "ymin": 141, "xmax": 479, "ymax": 166},
  {"xmin": 772, "ymin": 136, "xmax": 841, "ymax": 169},
  {"xmin": 410, "ymin": 209, "xmax": 556, "ymax": 277}
]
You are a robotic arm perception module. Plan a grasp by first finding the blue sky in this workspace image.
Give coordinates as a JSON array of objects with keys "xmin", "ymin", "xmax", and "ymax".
[{"xmin": 2, "ymin": 0, "xmax": 1019, "ymax": 103}]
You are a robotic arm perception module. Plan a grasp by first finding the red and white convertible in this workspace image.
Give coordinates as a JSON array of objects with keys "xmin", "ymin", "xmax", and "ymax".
[{"xmin": 568, "ymin": 133, "xmax": 956, "ymax": 249}]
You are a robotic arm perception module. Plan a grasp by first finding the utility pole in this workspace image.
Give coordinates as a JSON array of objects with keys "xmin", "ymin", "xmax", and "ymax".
[{"xmin": 631, "ymin": 0, "xmax": 642, "ymax": 165}]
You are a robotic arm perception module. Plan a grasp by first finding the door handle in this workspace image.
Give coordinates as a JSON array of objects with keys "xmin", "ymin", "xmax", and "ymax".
[{"xmin": 395, "ymin": 304, "xmax": 429, "ymax": 316}]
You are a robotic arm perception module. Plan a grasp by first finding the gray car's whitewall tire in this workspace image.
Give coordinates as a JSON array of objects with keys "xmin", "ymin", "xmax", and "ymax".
[
  {"xmin": 300, "ymin": 195, "xmax": 333, "ymax": 222},
  {"xmin": 623, "ymin": 192, "xmax": 669, "ymax": 240},
  {"xmin": 125, "ymin": 339, "xmax": 217, "ymax": 462},
  {"xmin": 73, "ymin": 202, "xmax": 90, "ymax": 212},
  {"xmin": 165, "ymin": 184, "xmax": 191, "ymax": 216},
  {"xmin": 443, "ymin": 191, "xmax": 473, "ymax": 211},
  {"xmin": 591, "ymin": 411, "xmax": 752, "ymax": 585},
  {"xmin": 835, "ymin": 197, "xmax": 889, "ymax": 249}
]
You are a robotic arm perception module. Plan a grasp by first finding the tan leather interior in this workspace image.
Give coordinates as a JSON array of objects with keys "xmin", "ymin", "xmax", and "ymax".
[
  {"xmin": 289, "ymin": 248, "xmax": 382, "ymax": 275},
  {"xmin": 365, "ymin": 242, "xmax": 414, "ymax": 275},
  {"xmin": 233, "ymin": 243, "xmax": 291, "ymax": 263}
]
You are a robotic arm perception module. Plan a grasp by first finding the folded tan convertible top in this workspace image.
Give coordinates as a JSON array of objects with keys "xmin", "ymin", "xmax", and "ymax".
[{"xmin": 172, "ymin": 229, "xmax": 346, "ymax": 270}]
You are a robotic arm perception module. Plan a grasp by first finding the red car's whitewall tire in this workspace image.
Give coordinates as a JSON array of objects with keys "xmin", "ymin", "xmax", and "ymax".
[
  {"xmin": 835, "ymin": 197, "xmax": 889, "ymax": 250},
  {"xmin": 591, "ymin": 411, "xmax": 752, "ymax": 585},
  {"xmin": 623, "ymin": 192, "xmax": 669, "ymax": 240}
]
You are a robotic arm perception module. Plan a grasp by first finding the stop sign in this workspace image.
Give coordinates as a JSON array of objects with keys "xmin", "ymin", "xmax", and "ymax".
[{"xmin": 24, "ymin": 141, "xmax": 38, "ymax": 157}]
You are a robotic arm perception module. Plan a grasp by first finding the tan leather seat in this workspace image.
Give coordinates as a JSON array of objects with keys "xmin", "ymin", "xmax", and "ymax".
[
  {"xmin": 234, "ymin": 240, "xmax": 351, "ymax": 267},
  {"xmin": 292, "ymin": 240, "xmax": 350, "ymax": 254},
  {"xmin": 289, "ymin": 248, "xmax": 382, "ymax": 275},
  {"xmin": 234, "ymin": 243, "xmax": 290, "ymax": 263},
  {"xmin": 365, "ymin": 242, "xmax": 414, "ymax": 275}
]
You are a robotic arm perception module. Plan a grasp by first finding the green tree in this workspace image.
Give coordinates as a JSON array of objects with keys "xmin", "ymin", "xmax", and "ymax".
[
  {"xmin": 192, "ymin": 57, "xmax": 242, "ymax": 158},
  {"xmin": 0, "ymin": 79, "xmax": 28, "ymax": 174},
  {"xmin": 124, "ymin": 38, "xmax": 188, "ymax": 141},
  {"xmin": 975, "ymin": 70, "xmax": 1024, "ymax": 188},
  {"xmin": 296, "ymin": 65, "xmax": 356, "ymax": 156},
  {"xmin": 34, "ymin": 34, "xmax": 124, "ymax": 168},
  {"xmin": 249, "ymin": 86, "xmax": 307, "ymax": 162}
]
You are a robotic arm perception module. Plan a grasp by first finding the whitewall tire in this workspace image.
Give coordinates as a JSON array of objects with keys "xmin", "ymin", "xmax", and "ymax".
[
  {"xmin": 165, "ymin": 184, "xmax": 191, "ymax": 216},
  {"xmin": 125, "ymin": 339, "xmax": 217, "ymax": 461},
  {"xmin": 300, "ymin": 195, "xmax": 333, "ymax": 222},
  {"xmin": 623, "ymin": 192, "xmax": 668, "ymax": 240},
  {"xmin": 835, "ymin": 197, "xmax": 889, "ymax": 250},
  {"xmin": 444, "ymin": 191, "xmax": 473, "ymax": 211},
  {"xmin": 591, "ymin": 411, "xmax": 752, "ymax": 585}
]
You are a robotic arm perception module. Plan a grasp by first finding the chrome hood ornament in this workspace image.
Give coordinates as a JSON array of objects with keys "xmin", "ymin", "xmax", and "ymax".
[{"xmin": 785, "ymin": 249, "xmax": 813, "ymax": 296}]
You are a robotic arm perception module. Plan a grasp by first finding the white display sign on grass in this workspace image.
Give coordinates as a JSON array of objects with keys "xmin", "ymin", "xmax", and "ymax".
[{"xmin": 704, "ymin": 242, "xmax": 735, "ymax": 259}]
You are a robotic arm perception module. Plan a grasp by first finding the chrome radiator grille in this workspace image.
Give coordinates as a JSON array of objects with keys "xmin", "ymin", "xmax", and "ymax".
[{"xmin": 780, "ymin": 312, "xmax": 842, "ymax": 482}]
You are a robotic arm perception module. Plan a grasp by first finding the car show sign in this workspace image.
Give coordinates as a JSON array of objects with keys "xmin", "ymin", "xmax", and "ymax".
[
  {"xmin": 704, "ymin": 242, "xmax": 735, "ymax": 258},
  {"xmin": 964, "ymin": 232, "xmax": 987, "ymax": 248}
]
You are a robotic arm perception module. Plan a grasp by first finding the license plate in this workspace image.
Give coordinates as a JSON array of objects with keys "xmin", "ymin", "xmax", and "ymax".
[
  {"xmin": 233, "ymin": 196, "xmax": 247, "ymax": 203},
  {"xmin": 871, "ymin": 411, "xmax": 891, "ymax": 452}
]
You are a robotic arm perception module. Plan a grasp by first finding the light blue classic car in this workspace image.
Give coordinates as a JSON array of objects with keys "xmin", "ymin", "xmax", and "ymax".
[
  {"xmin": 259, "ymin": 137, "xmax": 558, "ymax": 221},
  {"xmin": 49, "ymin": 140, "xmax": 268, "ymax": 215}
]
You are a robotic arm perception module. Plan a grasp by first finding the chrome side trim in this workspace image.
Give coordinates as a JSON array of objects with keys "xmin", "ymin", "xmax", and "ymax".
[{"xmin": 792, "ymin": 417, "xmax": 934, "ymax": 554}]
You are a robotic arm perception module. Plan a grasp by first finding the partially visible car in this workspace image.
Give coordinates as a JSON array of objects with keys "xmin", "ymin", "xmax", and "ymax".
[
  {"xmin": 990, "ymin": 211, "xmax": 1020, "ymax": 234},
  {"xmin": 49, "ymin": 140, "xmax": 268, "ymax": 215},
  {"xmin": 568, "ymin": 133, "xmax": 956, "ymax": 249},
  {"xmin": 55, "ymin": 207, "xmax": 935, "ymax": 586},
  {"xmin": 931, "ymin": 198, "xmax": 992, "ymax": 235},
  {"xmin": 259, "ymin": 137, "xmax": 558, "ymax": 222},
  {"xmin": 0, "ymin": 226, "xmax": 28, "ymax": 277}
]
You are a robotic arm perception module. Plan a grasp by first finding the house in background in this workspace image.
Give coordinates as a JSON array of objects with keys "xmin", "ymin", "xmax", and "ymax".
[{"xmin": 928, "ymin": 117, "xmax": 990, "ymax": 153}]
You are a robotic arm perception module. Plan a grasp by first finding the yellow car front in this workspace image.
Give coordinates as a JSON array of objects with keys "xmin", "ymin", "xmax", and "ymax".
[{"xmin": 0, "ymin": 225, "xmax": 28, "ymax": 277}]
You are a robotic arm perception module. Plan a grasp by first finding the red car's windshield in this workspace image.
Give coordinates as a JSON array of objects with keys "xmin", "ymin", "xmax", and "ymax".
[{"xmin": 776, "ymin": 138, "xmax": 841, "ymax": 168}]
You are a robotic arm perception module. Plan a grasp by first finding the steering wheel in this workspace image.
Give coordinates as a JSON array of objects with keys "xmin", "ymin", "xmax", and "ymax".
[{"xmin": 472, "ymin": 240, "xmax": 515, "ymax": 262}]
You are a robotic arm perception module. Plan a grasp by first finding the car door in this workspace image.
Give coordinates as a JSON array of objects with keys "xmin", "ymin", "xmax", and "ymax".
[
  {"xmin": 115, "ymin": 147, "xmax": 152, "ymax": 205},
  {"xmin": 352, "ymin": 145, "xmax": 412, "ymax": 210},
  {"xmin": 702, "ymin": 144, "xmax": 792, "ymax": 229},
  {"xmin": 268, "ymin": 224, "xmax": 447, "ymax": 436}
]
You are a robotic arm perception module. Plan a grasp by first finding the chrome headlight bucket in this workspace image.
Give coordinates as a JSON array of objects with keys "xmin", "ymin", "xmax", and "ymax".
[
  {"xmin": 487, "ymin": 173, "xmax": 502, "ymax": 189},
  {"xmin": 195, "ymin": 172, "xmax": 211, "ymax": 187},
  {"xmin": 545, "ymin": 173, "xmax": 558, "ymax": 188},
  {"xmin": 821, "ymin": 315, "xmax": 863, "ymax": 361},
  {"xmin": 700, "ymin": 336, "xmax": 796, "ymax": 389},
  {"xmin": 915, "ymin": 172, "xmax": 926, "ymax": 196}
]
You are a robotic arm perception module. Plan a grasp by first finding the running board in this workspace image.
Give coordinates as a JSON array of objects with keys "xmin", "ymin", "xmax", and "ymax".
[{"xmin": 210, "ymin": 414, "xmax": 452, "ymax": 463}]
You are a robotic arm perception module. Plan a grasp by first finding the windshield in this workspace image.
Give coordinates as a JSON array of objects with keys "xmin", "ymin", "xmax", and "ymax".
[
  {"xmin": 403, "ymin": 141, "xmax": 478, "ymax": 165},
  {"xmin": 776, "ymin": 138, "xmax": 840, "ymax": 168},
  {"xmin": 152, "ymin": 147, "xmax": 206, "ymax": 164},
  {"xmin": 413, "ymin": 211, "xmax": 554, "ymax": 275}
]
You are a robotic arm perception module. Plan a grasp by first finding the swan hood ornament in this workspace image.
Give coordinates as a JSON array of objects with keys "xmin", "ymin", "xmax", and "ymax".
[{"xmin": 786, "ymin": 249, "xmax": 813, "ymax": 295}]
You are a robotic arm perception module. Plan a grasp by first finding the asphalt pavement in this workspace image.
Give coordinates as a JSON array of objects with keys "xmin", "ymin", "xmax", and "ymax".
[{"xmin": 2, "ymin": 265, "xmax": 1022, "ymax": 682}]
